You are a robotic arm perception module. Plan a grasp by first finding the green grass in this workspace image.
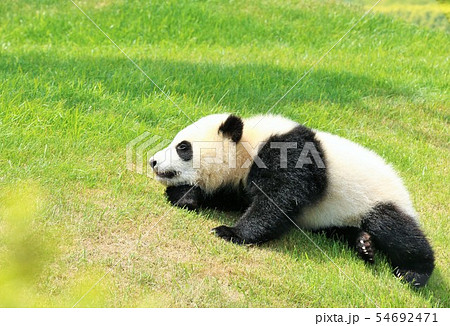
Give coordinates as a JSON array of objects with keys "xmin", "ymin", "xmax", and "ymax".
[{"xmin": 0, "ymin": 0, "xmax": 449, "ymax": 307}]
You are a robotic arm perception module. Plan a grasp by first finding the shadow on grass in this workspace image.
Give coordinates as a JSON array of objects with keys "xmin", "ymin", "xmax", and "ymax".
[
  {"xmin": 278, "ymin": 230, "xmax": 449, "ymax": 307},
  {"xmin": 1, "ymin": 51, "xmax": 415, "ymax": 121},
  {"xmin": 197, "ymin": 208, "xmax": 448, "ymax": 307}
]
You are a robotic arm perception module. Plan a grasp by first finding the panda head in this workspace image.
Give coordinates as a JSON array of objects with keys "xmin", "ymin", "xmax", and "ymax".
[{"xmin": 150, "ymin": 114, "xmax": 245, "ymax": 190}]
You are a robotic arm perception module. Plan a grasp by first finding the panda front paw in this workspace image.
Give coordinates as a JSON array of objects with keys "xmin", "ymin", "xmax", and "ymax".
[
  {"xmin": 165, "ymin": 185, "xmax": 201, "ymax": 210},
  {"xmin": 211, "ymin": 225, "xmax": 246, "ymax": 244}
]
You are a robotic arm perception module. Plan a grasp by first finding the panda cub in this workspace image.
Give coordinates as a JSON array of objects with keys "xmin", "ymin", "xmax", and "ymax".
[{"xmin": 150, "ymin": 114, "xmax": 434, "ymax": 287}]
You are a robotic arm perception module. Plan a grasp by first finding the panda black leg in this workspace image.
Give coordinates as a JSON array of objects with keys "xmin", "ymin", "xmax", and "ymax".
[
  {"xmin": 213, "ymin": 125, "xmax": 327, "ymax": 245},
  {"xmin": 211, "ymin": 192, "xmax": 296, "ymax": 244},
  {"xmin": 361, "ymin": 203, "xmax": 435, "ymax": 287}
]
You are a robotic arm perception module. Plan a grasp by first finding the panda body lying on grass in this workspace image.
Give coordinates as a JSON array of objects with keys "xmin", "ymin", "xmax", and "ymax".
[{"xmin": 150, "ymin": 114, "xmax": 434, "ymax": 287}]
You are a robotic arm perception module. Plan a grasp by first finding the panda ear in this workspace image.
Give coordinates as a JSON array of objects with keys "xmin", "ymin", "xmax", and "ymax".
[{"xmin": 218, "ymin": 115, "xmax": 244, "ymax": 142}]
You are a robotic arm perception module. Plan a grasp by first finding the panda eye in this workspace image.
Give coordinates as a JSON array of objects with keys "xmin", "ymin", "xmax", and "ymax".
[{"xmin": 177, "ymin": 143, "xmax": 187, "ymax": 151}]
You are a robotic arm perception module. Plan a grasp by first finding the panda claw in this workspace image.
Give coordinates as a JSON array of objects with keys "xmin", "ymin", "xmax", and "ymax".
[
  {"xmin": 356, "ymin": 231, "xmax": 375, "ymax": 264},
  {"xmin": 393, "ymin": 268, "xmax": 431, "ymax": 287}
]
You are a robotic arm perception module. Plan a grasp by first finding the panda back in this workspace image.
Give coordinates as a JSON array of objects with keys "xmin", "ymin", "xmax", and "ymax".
[{"xmin": 299, "ymin": 131, "xmax": 417, "ymax": 230}]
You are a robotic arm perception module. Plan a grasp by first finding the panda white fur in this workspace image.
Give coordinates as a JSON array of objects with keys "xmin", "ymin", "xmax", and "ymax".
[{"xmin": 150, "ymin": 114, "xmax": 434, "ymax": 287}]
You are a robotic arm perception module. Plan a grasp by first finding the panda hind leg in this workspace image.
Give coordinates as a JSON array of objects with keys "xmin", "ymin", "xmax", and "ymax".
[
  {"xmin": 322, "ymin": 227, "xmax": 375, "ymax": 264},
  {"xmin": 361, "ymin": 203, "xmax": 435, "ymax": 288}
]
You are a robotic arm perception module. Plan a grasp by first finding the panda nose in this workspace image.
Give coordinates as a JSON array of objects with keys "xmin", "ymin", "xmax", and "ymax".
[{"xmin": 150, "ymin": 159, "xmax": 157, "ymax": 169}]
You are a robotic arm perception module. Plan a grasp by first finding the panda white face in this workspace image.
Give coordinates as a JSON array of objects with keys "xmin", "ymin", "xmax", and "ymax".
[
  {"xmin": 150, "ymin": 114, "xmax": 231, "ymax": 187},
  {"xmin": 149, "ymin": 138, "xmax": 196, "ymax": 186},
  {"xmin": 149, "ymin": 124, "xmax": 198, "ymax": 186}
]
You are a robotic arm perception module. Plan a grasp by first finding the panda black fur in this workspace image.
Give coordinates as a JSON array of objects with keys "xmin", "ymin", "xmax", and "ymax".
[{"xmin": 150, "ymin": 114, "xmax": 435, "ymax": 287}]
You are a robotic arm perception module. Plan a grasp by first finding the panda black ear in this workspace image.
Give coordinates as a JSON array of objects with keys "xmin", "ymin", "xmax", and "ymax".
[{"xmin": 218, "ymin": 115, "xmax": 244, "ymax": 142}]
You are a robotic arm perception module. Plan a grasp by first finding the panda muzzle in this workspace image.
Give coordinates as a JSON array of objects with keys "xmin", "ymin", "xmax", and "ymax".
[{"xmin": 156, "ymin": 170, "xmax": 179, "ymax": 179}]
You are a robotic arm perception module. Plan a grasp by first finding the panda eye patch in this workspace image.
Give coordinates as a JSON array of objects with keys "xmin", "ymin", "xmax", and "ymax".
[{"xmin": 176, "ymin": 141, "xmax": 193, "ymax": 161}]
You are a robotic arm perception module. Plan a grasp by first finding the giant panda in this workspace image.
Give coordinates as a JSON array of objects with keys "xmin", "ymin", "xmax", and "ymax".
[{"xmin": 149, "ymin": 113, "xmax": 435, "ymax": 287}]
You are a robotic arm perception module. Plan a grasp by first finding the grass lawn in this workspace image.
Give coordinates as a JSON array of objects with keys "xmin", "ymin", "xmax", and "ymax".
[{"xmin": 0, "ymin": 0, "xmax": 449, "ymax": 307}]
